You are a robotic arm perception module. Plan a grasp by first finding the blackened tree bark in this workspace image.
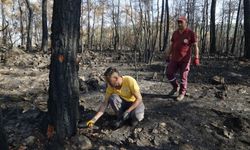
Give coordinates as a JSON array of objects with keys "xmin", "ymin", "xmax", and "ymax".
[
  {"xmin": 159, "ymin": 0, "xmax": 164, "ymax": 52},
  {"xmin": 41, "ymin": 0, "xmax": 48, "ymax": 52},
  {"xmin": 162, "ymin": 0, "xmax": 169, "ymax": 52},
  {"xmin": 48, "ymin": 0, "xmax": 81, "ymax": 143},
  {"xmin": 25, "ymin": 0, "xmax": 33, "ymax": 51},
  {"xmin": 0, "ymin": 109, "xmax": 8, "ymax": 150},
  {"xmin": 244, "ymin": 0, "xmax": 250, "ymax": 59},
  {"xmin": 210, "ymin": 0, "xmax": 217, "ymax": 54}
]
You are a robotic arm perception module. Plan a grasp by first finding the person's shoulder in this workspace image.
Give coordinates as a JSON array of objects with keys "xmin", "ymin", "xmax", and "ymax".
[
  {"xmin": 186, "ymin": 28, "xmax": 195, "ymax": 34},
  {"xmin": 123, "ymin": 76, "xmax": 137, "ymax": 83},
  {"xmin": 123, "ymin": 75, "xmax": 135, "ymax": 80},
  {"xmin": 173, "ymin": 30, "xmax": 178, "ymax": 34}
]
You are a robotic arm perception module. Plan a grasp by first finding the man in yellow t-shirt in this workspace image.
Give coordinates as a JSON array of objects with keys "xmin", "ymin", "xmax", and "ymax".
[{"xmin": 85, "ymin": 67, "xmax": 145, "ymax": 129}]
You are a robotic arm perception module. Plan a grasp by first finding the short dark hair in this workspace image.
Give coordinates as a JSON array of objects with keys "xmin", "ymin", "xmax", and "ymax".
[{"xmin": 104, "ymin": 67, "xmax": 119, "ymax": 77}]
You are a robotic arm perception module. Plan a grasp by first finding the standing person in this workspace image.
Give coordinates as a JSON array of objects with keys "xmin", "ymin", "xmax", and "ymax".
[
  {"xmin": 165, "ymin": 16, "xmax": 200, "ymax": 101},
  {"xmin": 80, "ymin": 67, "xmax": 145, "ymax": 129}
]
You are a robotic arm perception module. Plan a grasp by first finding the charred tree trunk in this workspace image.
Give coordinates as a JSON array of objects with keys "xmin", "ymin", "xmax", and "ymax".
[
  {"xmin": 162, "ymin": 0, "xmax": 169, "ymax": 52},
  {"xmin": 41, "ymin": 0, "xmax": 48, "ymax": 52},
  {"xmin": 25, "ymin": 0, "xmax": 33, "ymax": 51},
  {"xmin": 244, "ymin": 0, "xmax": 250, "ymax": 59},
  {"xmin": 210, "ymin": 0, "xmax": 217, "ymax": 54},
  {"xmin": 0, "ymin": 108, "xmax": 8, "ymax": 150},
  {"xmin": 48, "ymin": 0, "xmax": 81, "ymax": 143},
  {"xmin": 159, "ymin": 0, "xmax": 164, "ymax": 52}
]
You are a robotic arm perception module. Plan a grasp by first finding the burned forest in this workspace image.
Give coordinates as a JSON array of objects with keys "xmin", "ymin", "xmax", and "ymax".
[{"xmin": 0, "ymin": 0, "xmax": 250, "ymax": 150}]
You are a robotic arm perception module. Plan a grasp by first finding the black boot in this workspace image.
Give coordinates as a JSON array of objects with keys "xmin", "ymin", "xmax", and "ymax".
[
  {"xmin": 112, "ymin": 119, "xmax": 125, "ymax": 129},
  {"xmin": 130, "ymin": 119, "xmax": 139, "ymax": 127}
]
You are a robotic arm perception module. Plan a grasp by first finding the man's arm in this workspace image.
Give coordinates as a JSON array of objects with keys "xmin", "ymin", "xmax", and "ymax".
[
  {"xmin": 90, "ymin": 94, "xmax": 109, "ymax": 123},
  {"xmin": 193, "ymin": 42, "xmax": 199, "ymax": 58},
  {"xmin": 192, "ymin": 42, "xmax": 200, "ymax": 66},
  {"xmin": 126, "ymin": 92, "xmax": 142, "ymax": 113}
]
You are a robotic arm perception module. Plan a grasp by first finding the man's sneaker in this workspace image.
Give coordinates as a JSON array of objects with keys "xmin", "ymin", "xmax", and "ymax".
[
  {"xmin": 168, "ymin": 88, "xmax": 179, "ymax": 96},
  {"xmin": 176, "ymin": 94, "xmax": 185, "ymax": 101}
]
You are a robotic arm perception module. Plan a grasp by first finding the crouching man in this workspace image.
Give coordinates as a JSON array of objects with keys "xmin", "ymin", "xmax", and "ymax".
[{"xmin": 85, "ymin": 67, "xmax": 145, "ymax": 129}]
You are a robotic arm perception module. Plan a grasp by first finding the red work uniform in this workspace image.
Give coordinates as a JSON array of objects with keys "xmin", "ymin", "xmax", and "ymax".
[{"xmin": 166, "ymin": 28, "xmax": 197, "ymax": 95}]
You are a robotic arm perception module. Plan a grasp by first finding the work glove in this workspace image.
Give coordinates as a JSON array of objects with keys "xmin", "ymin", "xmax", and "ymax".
[
  {"xmin": 193, "ymin": 57, "xmax": 200, "ymax": 66},
  {"xmin": 86, "ymin": 120, "xmax": 95, "ymax": 128},
  {"xmin": 122, "ymin": 111, "xmax": 130, "ymax": 121}
]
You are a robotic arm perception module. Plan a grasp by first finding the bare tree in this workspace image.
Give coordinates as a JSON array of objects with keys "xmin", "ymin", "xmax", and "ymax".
[
  {"xmin": 87, "ymin": 0, "xmax": 91, "ymax": 49},
  {"xmin": 25, "ymin": 0, "xmax": 33, "ymax": 51},
  {"xmin": 219, "ymin": 0, "xmax": 225, "ymax": 53},
  {"xmin": 18, "ymin": 0, "xmax": 25, "ymax": 46},
  {"xmin": 1, "ymin": 2, "xmax": 7, "ymax": 45},
  {"xmin": 111, "ymin": 0, "xmax": 120, "ymax": 53},
  {"xmin": 48, "ymin": 0, "xmax": 81, "ymax": 144},
  {"xmin": 200, "ymin": 0, "xmax": 209, "ymax": 54},
  {"xmin": 162, "ymin": 0, "xmax": 169, "ymax": 52},
  {"xmin": 99, "ymin": 0, "xmax": 106, "ymax": 51},
  {"xmin": 231, "ymin": 0, "xmax": 242, "ymax": 55},
  {"xmin": 41, "ymin": 0, "xmax": 48, "ymax": 52},
  {"xmin": 210, "ymin": 0, "xmax": 217, "ymax": 54},
  {"xmin": 226, "ymin": 0, "xmax": 232, "ymax": 54}
]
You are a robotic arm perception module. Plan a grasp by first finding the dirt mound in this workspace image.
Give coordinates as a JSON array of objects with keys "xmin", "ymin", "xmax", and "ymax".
[{"xmin": 3, "ymin": 48, "xmax": 50, "ymax": 68}]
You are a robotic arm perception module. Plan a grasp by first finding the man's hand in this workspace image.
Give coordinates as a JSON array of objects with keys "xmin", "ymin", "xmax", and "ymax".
[
  {"xmin": 193, "ymin": 57, "xmax": 200, "ymax": 66},
  {"xmin": 122, "ymin": 111, "xmax": 130, "ymax": 121}
]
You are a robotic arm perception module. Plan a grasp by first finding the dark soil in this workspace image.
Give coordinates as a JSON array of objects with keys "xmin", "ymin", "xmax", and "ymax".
[{"xmin": 1, "ymin": 49, "xmax": 250, "ymax": 150}]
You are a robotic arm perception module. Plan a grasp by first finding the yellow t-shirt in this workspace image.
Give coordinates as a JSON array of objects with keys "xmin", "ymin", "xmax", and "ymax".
[{"xmin": 106, "ymin": 76, "xmax": 140, "ymax": 102}]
